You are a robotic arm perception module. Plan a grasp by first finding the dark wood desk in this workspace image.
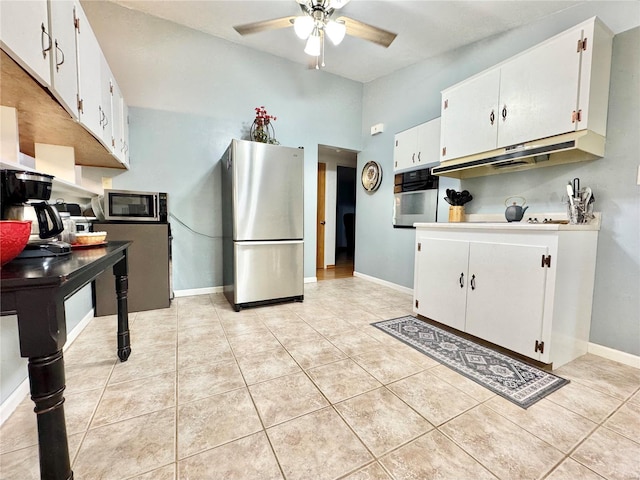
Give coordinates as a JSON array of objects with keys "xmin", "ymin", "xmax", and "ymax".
[{"xmin": 0, "ymin": 241, "xmax": 132, "ymax": 480}]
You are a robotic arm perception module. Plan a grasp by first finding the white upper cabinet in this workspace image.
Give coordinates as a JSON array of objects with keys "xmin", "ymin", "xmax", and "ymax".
[
  {"xmin": 99, "ymin": 54, "xmax": 114, "ymax": 148},
  {"xmin": 75, "ymin": 5, "xmax": 104, "ymax": 144},
  {"xmin": 440, "ymin": 17, "xmax": 613, "ymax": 163},
  {"xmin": 497, "ymin": 27, "xmax": 581, "ymax": 148},
  {"xmin": 394, "ymin": 118, "xmax": 441, "ymax": 172},
  {"xmin": 0, "ymin": 0, "xmax": 51, "ymax": 87},
  {"xmin": 440, "ymin": 70, "xmax": 500, "ymax": 161},
  {"xmin": 394, "ymin": 127, "xmax": 417, "ymax": 171},
  {"xmin": 49, "ymin": 0, "xmax": 79, "ymax": 118},
  {"xmin": 120, "ymin": 101, "xmax": 130, "ymax": 167}
]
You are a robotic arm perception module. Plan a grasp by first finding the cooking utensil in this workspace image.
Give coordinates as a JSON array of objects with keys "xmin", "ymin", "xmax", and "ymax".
[
  {"xmin": 582, "ymin": 187, "xmax": 592, "ymax": 206},
  {"xmin": 567, "ymin": 183, "xmax": 575, "ymax": 206},
  {"xmin": 444, "ymin": 197, "xmax": 453, "ymax": 205},
  {"xmin": 572, "ymin": 178, "xmax": 580, "ymax": 200}
]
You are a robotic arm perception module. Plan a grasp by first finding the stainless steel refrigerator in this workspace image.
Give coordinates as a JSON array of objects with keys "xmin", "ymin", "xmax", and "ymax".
[{"xmin": 221, "ymin": 139, "xmax": 304, "ymax": 311}]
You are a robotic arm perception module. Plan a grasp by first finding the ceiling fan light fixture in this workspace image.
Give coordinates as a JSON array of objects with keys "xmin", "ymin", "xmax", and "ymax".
[
  {"xmin": 293, "ymin": 15, "xmax": 314, "ymax": 39},
  {"xmin": 325, "ymin": 19, "xmax": 346, "ymax": 45},
  {"xmin": 304, "ymin": 28, "xmax": 322, "ymax": 56},
  {"xmin": 328, "ymin": 0, "xmax": 351, "ymax": 9}
]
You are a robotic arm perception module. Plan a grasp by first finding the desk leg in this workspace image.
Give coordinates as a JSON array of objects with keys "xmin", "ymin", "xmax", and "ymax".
[
  {"xmin": 28, "ymin": 350, "xmax": 73, "ymax": 480},
  {"xmin": 114, "ymin": 258, "xmax": 131, "ymax": 362}
]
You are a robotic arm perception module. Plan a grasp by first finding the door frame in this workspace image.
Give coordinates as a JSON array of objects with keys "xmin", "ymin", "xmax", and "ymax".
[{"xmin": 316, "ymin": 162, "xmax": 326, "ymax": 269}]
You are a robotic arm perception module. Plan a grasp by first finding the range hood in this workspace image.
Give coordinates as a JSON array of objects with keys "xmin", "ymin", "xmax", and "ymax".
[{"xmin": 432, "ymin": 130, "xmax": 605, "ymax": 179}]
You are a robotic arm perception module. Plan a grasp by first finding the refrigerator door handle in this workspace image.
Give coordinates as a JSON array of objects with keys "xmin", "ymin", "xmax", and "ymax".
[{"xmin": 238, "ymin": 240, "xmax": 304, "ymax": 246}]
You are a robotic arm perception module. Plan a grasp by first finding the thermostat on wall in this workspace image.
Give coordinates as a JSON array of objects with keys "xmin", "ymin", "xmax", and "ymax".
[{"xmin": 370, "ymin": 123, "xmax": 384, "ymax": 135}]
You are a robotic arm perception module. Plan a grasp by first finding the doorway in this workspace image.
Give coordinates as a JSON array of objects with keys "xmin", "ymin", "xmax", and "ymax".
[{"xmin": 316, "ymin": 145, "xmax": 357, "ymax": 281}]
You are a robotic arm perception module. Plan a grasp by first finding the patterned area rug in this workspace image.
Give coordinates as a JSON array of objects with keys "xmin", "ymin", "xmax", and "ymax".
[{"xmin": 372, "ymin": 316, "xmax": 569, "ymax": 409}]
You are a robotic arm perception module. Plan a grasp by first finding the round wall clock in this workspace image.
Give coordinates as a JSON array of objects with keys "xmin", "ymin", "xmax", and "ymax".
[{"xmin": 361, "ymin": 161, "xmax": 382, "ymax": 192}]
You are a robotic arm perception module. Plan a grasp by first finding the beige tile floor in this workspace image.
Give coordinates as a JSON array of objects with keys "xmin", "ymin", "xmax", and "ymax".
[{"xmin": 1, "ymin": 277, "xmax": 639, "ymax": 479}]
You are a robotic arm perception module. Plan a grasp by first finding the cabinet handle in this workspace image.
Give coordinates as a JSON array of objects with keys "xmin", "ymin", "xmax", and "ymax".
[
  {"xmin": 54, "ymin": 40, "xmax": 65, "ymax": 72},
  {"xmin": 99, "ymin": 106, "xmax": 103, "ymax": 126},
  {"xmin": 417, "ymin": 152, "xmax": 421, "ymax": 162},
  {"xmin": 41, "ymin": 23, "xmax": 52, "ymax": 59},
  {"xmin": 459, "ymin": 272, "xmax": 464, "ymax": 288},
  {"xmin": 103, "ymin": 114, "xmax": 109, "ymax": 128},
  {"xmin": 501, "ymin": 106, "xmax": 507, "ymax": 121},
  {"xmin": 412, "ymin": 153, "xmax": 415, "ymax": 163},
  {"xmin": 489, "ymin": 110, "xmax": 495, "ymax": 125},
  {"xmin": 470, "ymin": 274, "xmax": 476, "ymax": 290}
]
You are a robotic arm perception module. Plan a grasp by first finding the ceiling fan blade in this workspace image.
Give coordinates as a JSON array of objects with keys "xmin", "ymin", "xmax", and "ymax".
[
  {"xmin": 233, "ymin": 16, "xmax": 296, "ymax": 36},
  {"xmin": 338, "ymin": 16, "xmax": 397, "ymax": 48}
]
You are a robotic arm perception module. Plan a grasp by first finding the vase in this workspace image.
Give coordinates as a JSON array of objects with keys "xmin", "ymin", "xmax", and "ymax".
[{"xmin": 250, "ymin": 120, "xmax": 275, "ymax": 143}]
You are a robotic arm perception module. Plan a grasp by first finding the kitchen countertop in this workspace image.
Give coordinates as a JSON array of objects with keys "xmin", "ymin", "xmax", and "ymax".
[{"xmin": 415, "ymin": 212, "xmax": 601, "ymax": 231}]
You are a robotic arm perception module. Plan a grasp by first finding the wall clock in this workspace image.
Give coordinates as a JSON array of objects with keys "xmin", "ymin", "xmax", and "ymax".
[{"xmin": 361, "ymin": 161, "xmax": 382, "ymax": 192}]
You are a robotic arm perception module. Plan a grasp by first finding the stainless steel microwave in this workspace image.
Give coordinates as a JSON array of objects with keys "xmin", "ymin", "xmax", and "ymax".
[
  {"xmin": 103, "ymin": 189, "xmax": 168, "ymax": 222},
  {"xmin": 393, "ymin": 168, "xmax": 439, "ymax": 228}
]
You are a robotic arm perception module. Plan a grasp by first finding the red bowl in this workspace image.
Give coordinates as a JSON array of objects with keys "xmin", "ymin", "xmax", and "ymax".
[{"xmin": 0, "ymin": 220, "xmax": 32, "ymax": 266}]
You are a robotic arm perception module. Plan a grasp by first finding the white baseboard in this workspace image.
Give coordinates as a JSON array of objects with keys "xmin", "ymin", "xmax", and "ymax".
[
  {"xmin": 353, "ymin": 271, "xmax": 413, "ymax": 296},
  {"xmin": 589, "ymin": 342, "xmax": 640, "ymax": 369},
  {"xmin": 0, "ymin": 308, "xmax": 95, "ymax": 426},
  {"xmin": 176, "ymin": 280, "xmax": 317, "ymax": 297},
  {"xmin": 174, "ymin": 286, "xmax": 223, "ymax": 297}
]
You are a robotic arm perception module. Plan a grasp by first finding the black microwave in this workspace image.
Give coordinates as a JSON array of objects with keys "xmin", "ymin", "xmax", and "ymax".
[{"xmin": 103, "ymin": 189, "xmax": 168, "ymax": 222}]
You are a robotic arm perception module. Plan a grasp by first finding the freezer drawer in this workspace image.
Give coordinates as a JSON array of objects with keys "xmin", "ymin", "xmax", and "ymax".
[{"xmin": 231, "ymin": 240, "xmax": 303, "ymax": 307}]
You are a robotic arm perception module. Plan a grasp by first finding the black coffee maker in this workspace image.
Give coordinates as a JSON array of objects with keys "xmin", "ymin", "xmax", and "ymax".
[{"xmin": 1, "ymin": 169, "xmax": 70, "ymax": 257}]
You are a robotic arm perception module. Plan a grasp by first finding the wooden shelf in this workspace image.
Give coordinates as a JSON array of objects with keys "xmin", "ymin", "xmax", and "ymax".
[{"xmin": 0, "ymin": 49, "xmax": 126, "ymax": 171}]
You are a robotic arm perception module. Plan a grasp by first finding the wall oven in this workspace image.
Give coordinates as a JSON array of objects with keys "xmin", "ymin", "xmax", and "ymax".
[
  {"xmin": 103, "ymin": 189, "xmax": 168, "ymax": 222},
  {"xmin": 393, "ymin": 167, "xmax": 439, "ymax": 228}
]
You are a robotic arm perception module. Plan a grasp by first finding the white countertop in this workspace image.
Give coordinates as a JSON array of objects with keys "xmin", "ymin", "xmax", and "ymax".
[{"xmin": 415, "ymin": 212, "xmax": 601, "ymax": 231}]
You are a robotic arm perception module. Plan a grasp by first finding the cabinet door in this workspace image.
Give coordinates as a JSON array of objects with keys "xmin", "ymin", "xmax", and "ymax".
[
  {"xmin": 415, "ymin": 118, "xmax": 440, "ymax": 167},
  {"xmin": 0, "ymin": 0, "xmax": 51, "ymax": 86},
  {"xmin": 121, "ymin": 101, "xmax": 130, "ymax": 166},
  {"xmin": 100, "ymin": 54, "xmax": 114, "ymax": 149},
  {"xmin": 497, "ymin": 27, "xmax": 581, "ymax": 147},
  {"xmin": 49, "ymin": 0, "xmax": 78, "ymax": 118},
  {"xmin": 465, "ymin": 242, "xmax": 547, "ymax": 360},
  {"xmin": 75, "ymin": 5, "xmax": 103, "ymax": 141},
  {"xmin": 110, "ymin": 81, "xmax": 125, "ymax": 163},
  {"xmin": 414, "ymin": 237, "xmax": 469, "ymax": 331},
  {"xmin": 440, "ymin": 69, "xmax": 500, "ymax": 161},
  {"xmin": 393, "ymin": 127, "xmax": 417, "ymax": 171}
]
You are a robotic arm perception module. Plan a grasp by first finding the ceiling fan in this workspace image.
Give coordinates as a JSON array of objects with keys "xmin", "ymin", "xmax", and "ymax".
[{"xmin": 233, "ymin": 0, "xmax": 397, "ymax": 69}]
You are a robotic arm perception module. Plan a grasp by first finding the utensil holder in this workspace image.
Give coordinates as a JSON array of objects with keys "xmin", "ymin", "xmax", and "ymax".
[
  {"xmin": 567, "ymin": 198, "xmax": 594, "ymax": 224},
  {"xmin": 449, "ymin": 206, "xmax": 465, "ymax": 223}
]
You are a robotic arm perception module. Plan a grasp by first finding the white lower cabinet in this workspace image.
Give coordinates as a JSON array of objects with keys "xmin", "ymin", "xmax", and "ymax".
[
  {"xmin": 413, "ymin": 224, "xmax": 599, "ymax": 368},
  {"xmin": 464, "ymin": 242, "xmax": 547, "ymax": 359}
]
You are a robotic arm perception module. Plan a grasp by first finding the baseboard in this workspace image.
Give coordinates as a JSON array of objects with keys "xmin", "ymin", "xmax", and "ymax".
[
  {"xmin": 588, "ymin": 342, "xmax": 640, "ymax": 369},
  {"xmin": 174, "ymin": 286, "xmax": 223, "ymax": 297},
  {"xmin": 175, "ymin": 281, "xmax": 318, "ymax": 296},
  {"xmin": 0, "ymin": 308, "xmax": 95, "ymax": 426},
  {"xmin": 353, "ymin": 271, "xmax": 413, "ymax": 295}
]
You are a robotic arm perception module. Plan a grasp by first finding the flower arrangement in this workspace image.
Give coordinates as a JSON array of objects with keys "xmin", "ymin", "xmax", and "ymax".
[
  {"xmin": 254, "ymin": 106, "xmax": 276, "ymax": 128},
  {"xmin": 251, "ymin": 106, "xmax": 279, "ymax": 144}
]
